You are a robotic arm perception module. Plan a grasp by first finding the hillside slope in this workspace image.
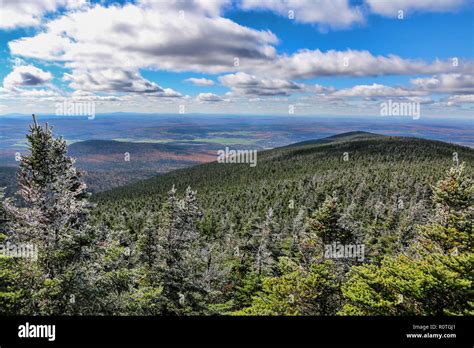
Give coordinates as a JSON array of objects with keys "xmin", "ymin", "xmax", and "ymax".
[
  {"xmin": 94, "ymin": 132, "xmax": 473, "ymax": 260},
  {"xmin": 97, "ymin": 131, "xmax": 472, "ymax": 201}
]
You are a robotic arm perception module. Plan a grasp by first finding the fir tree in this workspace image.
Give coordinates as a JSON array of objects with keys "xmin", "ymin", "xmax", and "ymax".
[
  {"xmin": 0, "ymin": 188, "xmax": 23, "ymax": 314},
  {"xmin": 235, "ymin": 257, "xmax": 338, "ymax": 315},
  {"xmin": 157, "ymin": 186, "xmax": 208, "ymax": 315},
  {"xmin": 5, "ymin": 115, "xmax": 98, "ymax": 314},
  {"xmin": 301, "ymin": 195, "xmax": 355, "ymax": 267},
  {"xmin": 418, "ymin": 163, "xmax": 473, "ymax": 254},
  {"xmin": 341, "ymin": 164, "xmax": 473, "ymax": 315},
  {"xmin": 253, "ymin": 207, "xmax": 276, "ymax": 276}
]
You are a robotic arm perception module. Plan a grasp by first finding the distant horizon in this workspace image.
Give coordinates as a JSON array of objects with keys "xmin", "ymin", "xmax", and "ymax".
[{"xmin": 1, "ymin": 112, "xmax": 473, "ymax": 121}]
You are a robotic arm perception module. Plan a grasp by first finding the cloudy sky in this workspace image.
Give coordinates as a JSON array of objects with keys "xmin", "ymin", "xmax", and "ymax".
[{"xmin": 0, "ymin": 0, "xmax": 473, "ymax": 117}]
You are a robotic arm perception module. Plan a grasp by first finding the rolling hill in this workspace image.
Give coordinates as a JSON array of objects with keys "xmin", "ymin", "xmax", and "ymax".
[
  {"xmin": 0, "ymin": 139, "xmax": 219, "ymax": 193},
  {"xmin": 93, "ymin": 132, "xmax": 473, "ymax": 263},
  {"xmin": 3, "ymin": 130, "xmax": 473, "ymax": 316}
]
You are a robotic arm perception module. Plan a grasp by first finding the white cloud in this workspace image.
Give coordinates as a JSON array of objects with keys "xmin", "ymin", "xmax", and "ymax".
[
  {"xmin": 411, "ymin": 74, "xmax": 474, "ymax": 94},
  {"xmin": 7, "ymin": 2, "xmax": 472, "ymax": 94},
  {"xmin": 196, "ymin": 93, "xmax": 224, "ymax": 102},
  {"xmin": 332, "ymin": 83, "xmax": 426, "ymax": 98},
  {"xmin": 240, "ymin": 0, "xmax": 364, "ymax": 29},
  {"xmin": 3, "ymin": 65, "xmax": 53, "ymax": 89},
  {"xmin": 0, "ymin": 0, "xmax": 87, "ymax": 29},
  {"xmin": 69, "ymin": 90, "xmax": 123, "ymax": 101},
  {"xmin": 11, "ymin": 89, "xmax": 60, "ymax": 98},
  {"xmin": 138, "ymin": 0, "xmax": 231, "ymax": 17},
  {"xmin": 0, "ymin": 85, "xmax": 61, "ymax": 100},
  {"xmin": 63, "ymin": 68, "xmax": 181, "ymax": 96},
  {"xmin": 366, "ymin": 0, "xmax": 467, "ymax": 17},
  {"xmin": 7, "ymin": 1, "xmax": 278, "ymax": 97},
  {"xmin": 185, "ymin": 77, "xmax": 215, "ymax": 86},
  {"xmin": 444, "ymin": 94, "xmax": 474, "ymax": 105},
  {"xmin": 260, "ymin": 49, "xmax": 473, "ymax": 80},
  {"xmin": 9, "ymin": 3, "xmax": 278, "ymax": 73},
  {"xmin": 219, "ymin": 72, "xmax": 304, "ymax": 96},
  {"xmin": 2, "ymin": 0, "xmax": 473, "ymax": 116},
  {"xmin": 219, "ymin": 72, "xmax": 335, "ymax": 97}
]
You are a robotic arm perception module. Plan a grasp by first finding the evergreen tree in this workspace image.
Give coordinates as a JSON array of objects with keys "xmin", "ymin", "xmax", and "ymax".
[
  {"xmin": 301, "ymin": 195, "xmax": 355, "ymax": 267},
  {"xmin": 0, "ymin": 188, "xmax": 23, "ymax": 314},
  {"xmin": 5, "ymin": 115, "xmax": 98, "ymax": 314},
  {"xmin": 418, "ymin": 163, "xmax": 473, "ymax": 254},
  {"xmin": 157, "ymin": 186, "xmax": 208, "ymax": 315},
  {"xmin": 341, "ymin": 164, "xmax": 473, "ymax": 315},
  {"xmin": 253, "ymin": 207, "xmax": 276, "ymax": 276},
  {"xmin": 235, "ymin": 257, "xmax": 338, "ymax": 315}
]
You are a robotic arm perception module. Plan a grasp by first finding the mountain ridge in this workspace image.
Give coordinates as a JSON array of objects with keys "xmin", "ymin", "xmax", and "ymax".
[{"xmin": 94, "ymin": 131, "xmax": 474, "ymax": 203}]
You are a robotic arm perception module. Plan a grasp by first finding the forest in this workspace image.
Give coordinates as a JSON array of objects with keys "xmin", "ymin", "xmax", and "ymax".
[{"xmin": 0, "ymin": 117, "xmax": 472, "ymax": 316}]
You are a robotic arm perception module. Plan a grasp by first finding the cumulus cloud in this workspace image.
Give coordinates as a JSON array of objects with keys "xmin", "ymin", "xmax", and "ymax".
[
  {"xmin": 259, "ymin": 49, "xmax": 473, "ymax": 80},
  {"xmin": 70, "ymin": 90, "xmax": 123, "ymax": 101},
  {"xmin": 8, "ymin": 2, "xmax": 278, "ymax": 73},
  {"xmin": 7, "ymin": 1, "xmax": 279, "ymax": 97},
  {"xmin": 0, "ymin": 86, "xmax": 61, "ymax": 100},
  {"xmin": 63, "ymin": 68, "xmax": 181, "ymax": 96},
  {"xmin": 411, "ymin": 74, "xmax": 474, "ymax": 94},
  {"xmin": 219, "ymin": 72, "xmax": 336, "ymax": 97},
  {"xmin": 444, "ymin": 94, "xmax": 474, "ymax": 105},
  {"xmin": 240, "ymin": 0, "xmax": 364, "ymax": 29},
  {"xmin": 185, "ymin": 77, "xmax": 215, "ymax": 86},
  {"xmin": 3, "ymin": 65, "xmax": 53, "ymax": 89},
  {"xmin": 366, "ymin": 0, "xmax": 467, "ymax": 17},
  {"xmin": 0, "ymin": 0, "xmax": 86, "ymax": 29},
  {"xmin": 7, "ymin": 2, "xmax": 472, "ymax": 93},
  {"xmin": 138, "ymin": 0, "xmax": 231, "ymax": 17},
  {"xmin": 219, "ymin": 72, "xmax": 304, "ymax": 96},
  {"xmin": 2, "ymin": 0, "xmax": 473, "ymax": 114},
  {"xmin": 332, "ymin": 83, "xmax": 426, "ymax": 98},
  {"xmin": 197, "ymin": 93, "xmax": 224, "ymax": 102}
]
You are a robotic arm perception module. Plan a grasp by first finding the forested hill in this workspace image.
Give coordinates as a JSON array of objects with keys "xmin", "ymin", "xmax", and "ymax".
[
  {"xmin": 93, "ymin": 131, "xmax": 473, "ymax": 265},
  {"xmin": 5, "ymin": 126, "xmax": 472, "ymax": 316},
  {"xmin": 95, "ymin": 131, "xmax": 472, "ymax": 203}
]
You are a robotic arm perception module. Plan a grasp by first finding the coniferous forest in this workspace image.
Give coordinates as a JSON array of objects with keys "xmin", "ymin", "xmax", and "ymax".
[{"xmin": 1, "ymin": 117, "xmax": 472, "ymax": 316}]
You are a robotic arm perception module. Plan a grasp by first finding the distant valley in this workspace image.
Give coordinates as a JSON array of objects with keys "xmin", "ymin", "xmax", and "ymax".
[{"xmin": 1, "ymin": 114, "xmax": 473, "ymax": 192}]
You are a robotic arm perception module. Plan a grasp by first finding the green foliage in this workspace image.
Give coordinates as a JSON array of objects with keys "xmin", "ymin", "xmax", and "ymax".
[
  {"xmin": 235, "ymin": 258, "xmax": 339, "ymax": 315},
  {"xmin": 2, "ymin": 122, "xmax": 473, "ymax": 316},
  {"xmin": 0, "ymin": 189, "xmax": 23, "ymax": 315},
  {"xmin": 4, "ymin": 116, "xmax": 99, "ymax": 314},
  {"xmin": 418, "ymin": 163, "xmax": 473, "ymax": 254},
  {"xmin": 341, "ymin": 163, "xmax": 473, "ymax": 315}
]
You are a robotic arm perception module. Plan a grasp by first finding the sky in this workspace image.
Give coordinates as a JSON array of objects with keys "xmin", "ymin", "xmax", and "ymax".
[{"xmin": 0, "ymin": 0, "xmax": 473, "ymax": 118}]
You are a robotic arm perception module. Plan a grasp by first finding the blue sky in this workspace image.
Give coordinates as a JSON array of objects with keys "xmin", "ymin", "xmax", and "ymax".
[{"xmin": 0, "ymin": 0, "xmax": 473, "ymax": 117}]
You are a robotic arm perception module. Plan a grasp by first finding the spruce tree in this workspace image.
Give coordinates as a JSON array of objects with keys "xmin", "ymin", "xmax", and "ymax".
[
  {"xmin": 157, "ymin": 186, "xmax": 208, "ymax": 315},
  {"xmin": 341, "ymin": 164, "xmax": 473, "ymax": 315},
  {"xmin": 0, "ymin": 188, "xmax": 23, "ymax": 314},
  {"xmin": 301, "ymin": 195, "xmax": 355, "ymax": 267},
  {"xmin": 253, "ymin": 207, "xmax": 276, "ymax": 276},
  {"xmin": 418, "ymin": 163, "xmax": 473, "ymax": 254},
  {"xmin": 5, "ymin": 115, "xmax": 98, "ymax": 314},
  {"xmin": 235, "ymin": 257, "xmax": 338, "ymax": 316}
]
